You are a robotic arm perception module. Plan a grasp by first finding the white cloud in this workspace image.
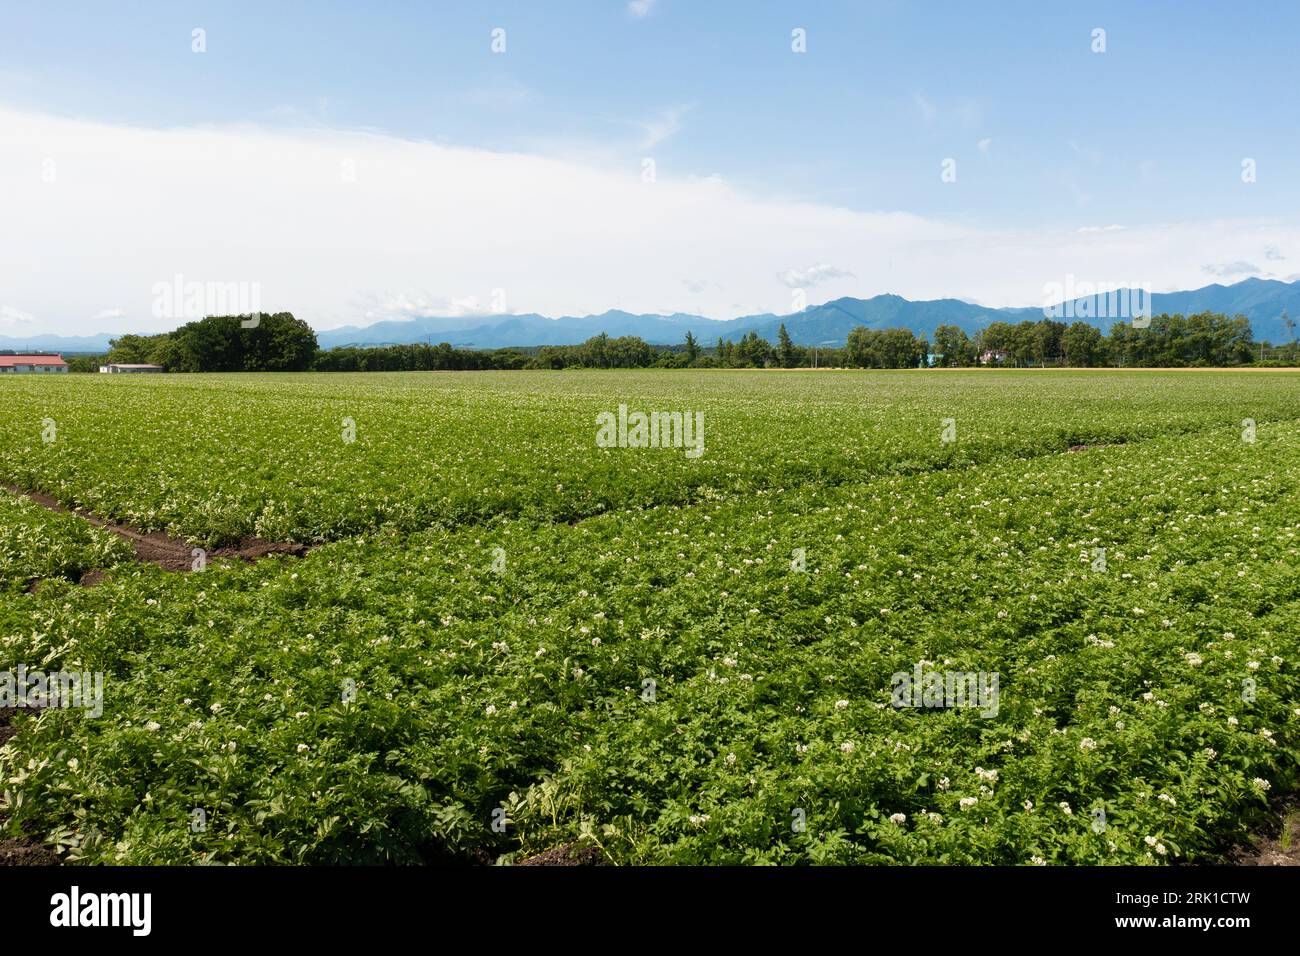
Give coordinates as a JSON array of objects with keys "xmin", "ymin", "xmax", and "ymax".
[
  {"xmin": 1202, "ymin": 261, "xmax": 1260, "ymax": 277},
  {"xmin": 778, "ymin": 263, "xmax": 856, "ymax": 288},
  {"xmin": 0, "ymin": 305, "xmax": 37, "ymax": 326},
  {"xmin": 627, "ymin": 0, "xmax": 656, "ymax": 18},
  {"xmin": 3, "ymin": 106, "xmax": 1300, "ymax": 334},
  {"xmin": 350, "ymin": 290, "xmax": 494, "ymax": 323},
  {"xmin": 977, "ymin": 138, "xmax": 992, "ymax": 155},
  {"xmin": 92, "ymin": 307, "xmax": 126, "ymax": 320}
]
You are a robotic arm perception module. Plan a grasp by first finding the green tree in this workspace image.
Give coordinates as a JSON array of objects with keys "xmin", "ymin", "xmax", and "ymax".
[
  {"xmin": 105, "ymin": 334, "xmax": 158, "ymax": 364},
  {"xmin": 932, "ymin": 325, "xmax": 972, "ymax": 367},
  {"xmin": 777, "ymin": 323, "xmax": 796, "ymax": 367},
  {"xmin": 684, "ymin": 330, "xmax": 700, "ymax": 365},
  {"xmin": 1061, "ymin": 322, "xmax": 1104, "ymax": 367}
]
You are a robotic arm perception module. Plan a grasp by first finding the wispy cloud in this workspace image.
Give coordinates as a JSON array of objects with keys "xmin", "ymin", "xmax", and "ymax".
[
  {"xmin": 350, "ymin": 290, "xmax": 496, "ymax": 323},
  {"xmin": 636, "ymin": 105, "xmax": 691, "ymax": 151},
  {"xmin": 912, "ymin": 93, "xmax": 983, "ymax": 131},
  {"xmin": 0, "ymin": 305, "xmax": 38, "ymax": 326},
  {"xmin": 627, "ymin": 0, "xmax": 657, "ymax": 19},
  {"xmin": 1202, "ymin": 261, "xmax": 1260, "ymax": 277},
  {"xmin": 977, "ymin": 138, "xmax": 992, "ymax": 156},
  {"xmin": 520, "ymin": 104, "xmax": 691, "ymax": 165},
  {"xmin": 778, "ymin": 263, "xmax": 856, "ymax": 288}
]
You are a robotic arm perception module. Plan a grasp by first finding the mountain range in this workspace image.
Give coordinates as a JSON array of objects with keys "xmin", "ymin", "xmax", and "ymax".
[{"xmin": 6, "ymin": 277, "xmax": 1299, "ymax": 353}]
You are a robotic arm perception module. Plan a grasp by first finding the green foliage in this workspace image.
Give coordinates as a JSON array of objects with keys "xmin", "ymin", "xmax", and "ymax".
[
  {"xmin": 932, "ymin": 325, "xmax": 975, "ymax": 367},
  {"xmin": 5, "ymin": 369, "xmax": 1297, "ymax": 547},
  {"xmin": 108, "ymin": 314, "xmax": 317, "ymax": 372},
  {"xmin": 0, "ymin": 370, "xmax": 1296, "ymax": 865},
  {"xmin": 777, "ymin": 324, "xmax": 798, "ymax": 368},
  {"xmin": 846, "ymin": 327, "xmax": 924, "ymax": 368},
  {"xmin": 526, "ymin": 333, "xmax": 656, "ymax": 370},
  {"xmin": 684, "ymin": 331, "xmax": 700, "ymax": 365},
  {"xmin": 0, "ymin": 490, "xmax": 133, "ymax": 592},
  {"xmin": 314, "ymin": 342, "xmax": 527, "ymax": 372}
]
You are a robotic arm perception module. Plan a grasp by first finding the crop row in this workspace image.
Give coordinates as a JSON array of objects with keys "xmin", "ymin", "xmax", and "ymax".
[
  {"xmin": 0, "ymin": 370, "xmax": 1296, "ymax": 545},
  {"xmin": 2, "ymin": 422, "xmax": 1296, "ymax": 863},
  {"xmin": 0, "ymin": 490, "xmax": 134, "ymax": 594}
]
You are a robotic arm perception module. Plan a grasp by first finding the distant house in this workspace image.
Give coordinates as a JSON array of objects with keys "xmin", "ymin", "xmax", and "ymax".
[
  {"xmin": 979, "ymin": 349, "xmax": 1011, "ymax": 366},
  {"xmin": 0, "ymin": 354, "xmax": 69, "ymax": 374},
  {"xmin": 100, "ymin": 363, "xmax": 164, "ymax": 374}
]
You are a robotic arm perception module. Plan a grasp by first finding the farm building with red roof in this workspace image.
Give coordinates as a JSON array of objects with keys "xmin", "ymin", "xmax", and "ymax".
[{"xmin": 0, "ymin": 354, "xmax": 69, "ymax": 373}]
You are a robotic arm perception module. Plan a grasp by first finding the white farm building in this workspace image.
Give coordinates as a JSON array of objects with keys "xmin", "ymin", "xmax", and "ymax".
[{"xmin": 100, "ymin": 363, "xmax": 164, "ymax": 373}]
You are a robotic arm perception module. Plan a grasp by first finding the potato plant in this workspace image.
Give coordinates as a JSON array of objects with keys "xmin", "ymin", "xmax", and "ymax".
[{"xmin": 1, "ymin": 374, "xmax": 1295, "ymax": 864}]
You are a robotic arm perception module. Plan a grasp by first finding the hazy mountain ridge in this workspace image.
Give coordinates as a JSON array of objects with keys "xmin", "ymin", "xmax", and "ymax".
[
  {"xmin": 318, "ymin": 278, "xmax": 1300, "ymax": 348},
  {"xmin": 5, "ymin": 278, "xmax": 1297, "ymax": 352}
]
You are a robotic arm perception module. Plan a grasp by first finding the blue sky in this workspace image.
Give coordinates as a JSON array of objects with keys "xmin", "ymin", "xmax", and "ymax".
[{"xmin": 3, "ymin": 1, "xmax": 1298, "ymax": 334}]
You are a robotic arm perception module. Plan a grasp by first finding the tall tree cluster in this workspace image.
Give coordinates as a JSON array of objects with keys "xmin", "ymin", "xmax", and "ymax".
[{"xmin": 108, "ymin": 314, "xmax": 318, "ymax": 372}]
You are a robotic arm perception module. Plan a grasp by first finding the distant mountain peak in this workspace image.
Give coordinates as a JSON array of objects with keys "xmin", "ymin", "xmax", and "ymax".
[{"xmin": 10, "ymin": 276, "xmax": 1299, "ymax": 353}]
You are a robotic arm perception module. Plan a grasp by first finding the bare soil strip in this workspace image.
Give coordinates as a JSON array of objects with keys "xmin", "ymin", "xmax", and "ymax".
[
  {"xmin": 516, "ymin": 844, "xmax": 605, "ymax": 866},
  {"xmin": 4, "ymin": 484, "xmax": 308, "ymax": 577},
  {"xmin": 1227, "ymin": 796, "xmax": 1300, "ymax": 866}
]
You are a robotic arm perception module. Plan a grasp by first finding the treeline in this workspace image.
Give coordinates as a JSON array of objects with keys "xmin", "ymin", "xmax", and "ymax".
[
  {"xmin": 940, "ymin": 313, "xmax": 1259, "ymax": 368},
  {"xmin": 315, "ymin": 342, "xmax": 530, "ymax": 371},
  {"xmin": 543, "ymin": 312, "xmax": 1275, "ymax": 370},
  {"xmin": 316, "ymin": 335, "xmax": 662, "ymax": 370},
  {"xmin": 694, "ymin": 312, "xmax": 1271, "ymax": 369},
  {"xmin": 86, "ymin": 310, "xmax": 1293, "ymax": 373},
  {"xmin": 107, "ymin": 313, "xmax": 318, "ymax": 371}
]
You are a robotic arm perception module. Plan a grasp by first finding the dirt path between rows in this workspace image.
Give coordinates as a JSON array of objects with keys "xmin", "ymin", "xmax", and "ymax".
[
  {"xmin": 5, "ymin": 484, "xmax": 308, "ymax": 578},
  {"xmin": 5, "ymin": 487, "xmax": 298, "ymax": 863},
  {"xmin": 1227, "ymin": 796, "xmax": 1300, "ymax": 866}
]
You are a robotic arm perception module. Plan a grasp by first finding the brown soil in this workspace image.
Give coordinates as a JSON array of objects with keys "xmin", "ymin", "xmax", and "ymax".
[
  {"xmin": 516, "ymin": 843, "xmax": 606, "ymax": 866},
  {"xmin": 1227, "ymin": 796, "xmax": 1300, "ymax": 866},
  {"xmin": 5, "ymin": 484, "xmax": 308, "ymax": 576},
  {"xmin": 0, "ymin": 837, "xmax": 59, "ymax": 866}
]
